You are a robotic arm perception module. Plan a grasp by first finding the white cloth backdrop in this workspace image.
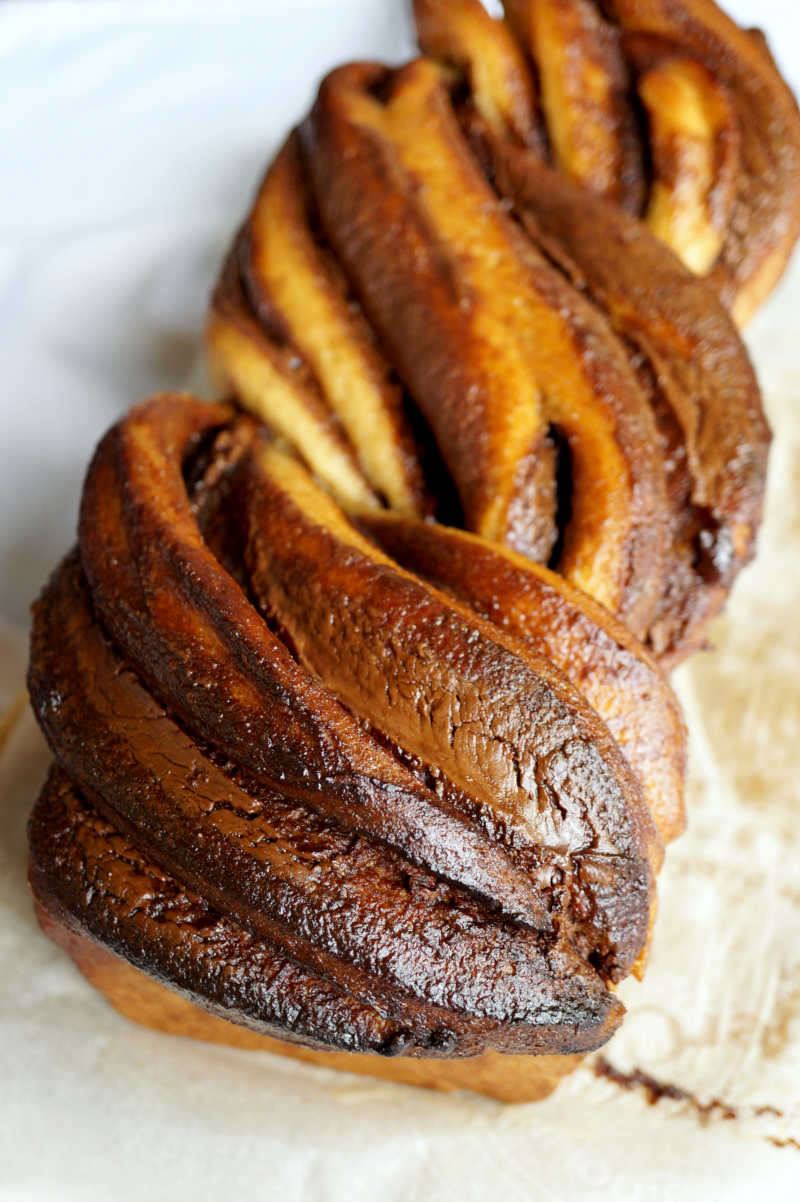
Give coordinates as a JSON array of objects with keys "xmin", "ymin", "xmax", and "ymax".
[{"xmin": 2, "ymin": 3, "xmax": 800, "ymax": 1199}]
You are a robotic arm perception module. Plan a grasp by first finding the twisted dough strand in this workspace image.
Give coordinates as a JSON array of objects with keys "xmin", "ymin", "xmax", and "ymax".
[
  {"xmin": 29, "ymin": 394, "xmax": 678, "ymax": 1059},
  {"xmin": 30, "ymin": 0, "xmax": 791, "ymax": 1069},
  {"xmin": 209, "ymin": 48, "xmax": 768, "ymax": 665},
  {"xmin": 416, "ymin": 0, "xmax": 800, "ymax": 321}
]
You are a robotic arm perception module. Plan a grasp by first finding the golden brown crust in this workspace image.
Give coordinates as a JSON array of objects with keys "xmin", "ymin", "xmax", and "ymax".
[
  {"xmin": 301, "ymin": 58, "xmax": 668, "ymax": 638},
  {"xmin": 503, "ymin": 0, "xmax": 646, "ymax": 212},
  {"xmin": 76, "ymin": 398, "xmax": 561, "ymax": 931},
  {"xmin": 207, "ymin": 241, "xmax": 379, "ymax": 513},
  {"xmin": 415, "ymin": 0, "xmax": 800, "ymax": 321},
  {"xmin": 241, "ymin": 441, "xmax": 662, "ymax": 970},
  {"xmin": 625, "ymin": 35, "xmax": 740, "ymax": 275},
  {"xmin": 28, "ymin": 394, "xmax": 671, "ymax": 1066},
  {"xmin": 414, "ymin": 0, "xmax": 542, "ymax": 149},
  {"xmin": 359, "ymin": 514, "xmax": 686, "ymax": 846},
  {"xmin": 604, "ymin": 0, "xmax": 800, "ymax": 323},
  {"xmin": 203, "ymin": 33, "xmax": 772, "ymax": 665},
  {"xmin": 486, "ymin": 140, "xmax": 769, "ymax": 664},
  {"xmin": 238, "ymin": 133, "xmax": 427, "ymax": 516},
  {"xmin": 30, "ymin": 4, "xmax": 791, "ymax": 1088}
]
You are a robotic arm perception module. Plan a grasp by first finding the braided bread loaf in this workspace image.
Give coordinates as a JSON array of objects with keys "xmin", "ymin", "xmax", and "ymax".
[
  {"xmin": 28, "ymin": 0, "xmax": 792, "ymax": 1102},
  {"xmin": 208, "ymin": 40, "xmax": 770, "ymax": 668},
  {"xmin": 29, "ymin": 394, "xmax": 685, "ymax": 1098}
]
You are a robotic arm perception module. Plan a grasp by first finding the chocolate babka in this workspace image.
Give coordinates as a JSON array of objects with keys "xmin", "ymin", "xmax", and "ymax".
[
  {"xmin": 208, "ymin": 35, "xmax": 770, "ymax": 668},
  {"xmin": 29, "ymin": 394, "xmax": 684, "ymax": 1085},
  {"xmin": 28, "ymin": 0, "xmax": 793, "ymax": 1101}
]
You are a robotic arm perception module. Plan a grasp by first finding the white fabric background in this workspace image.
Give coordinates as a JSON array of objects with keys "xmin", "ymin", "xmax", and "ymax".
[{"xmin": 2, "ymin": 2, "xmax": 800, "ymax": 1199}]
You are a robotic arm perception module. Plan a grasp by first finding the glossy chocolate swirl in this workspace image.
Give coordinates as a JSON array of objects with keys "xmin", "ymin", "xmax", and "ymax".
[{"xmin": 28, "ymin": 393, "xmax": 684, "ymax": 1060}]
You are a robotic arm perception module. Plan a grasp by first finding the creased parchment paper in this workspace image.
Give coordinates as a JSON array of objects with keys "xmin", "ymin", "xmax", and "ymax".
[{"xmin": 2, "ymin": 3, "xmax": 800, "ymax": 1199}]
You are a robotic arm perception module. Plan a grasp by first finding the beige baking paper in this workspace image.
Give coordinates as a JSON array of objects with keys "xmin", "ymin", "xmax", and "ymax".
[{"xmin": 2, "ymin": 2, "xmax": 800, "ymax": 1199}]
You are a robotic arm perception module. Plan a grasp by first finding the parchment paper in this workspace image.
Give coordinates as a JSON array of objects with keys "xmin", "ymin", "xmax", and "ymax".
[{"xmin": 2, "ymin": 3, "xmax": 800, "ymax": 1199}]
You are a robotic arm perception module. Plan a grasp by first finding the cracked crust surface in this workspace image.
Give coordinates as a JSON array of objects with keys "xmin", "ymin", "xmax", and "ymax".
[{"xmin": 28, "ymin": 394, "xmax": 671, "ymax": 1061}]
